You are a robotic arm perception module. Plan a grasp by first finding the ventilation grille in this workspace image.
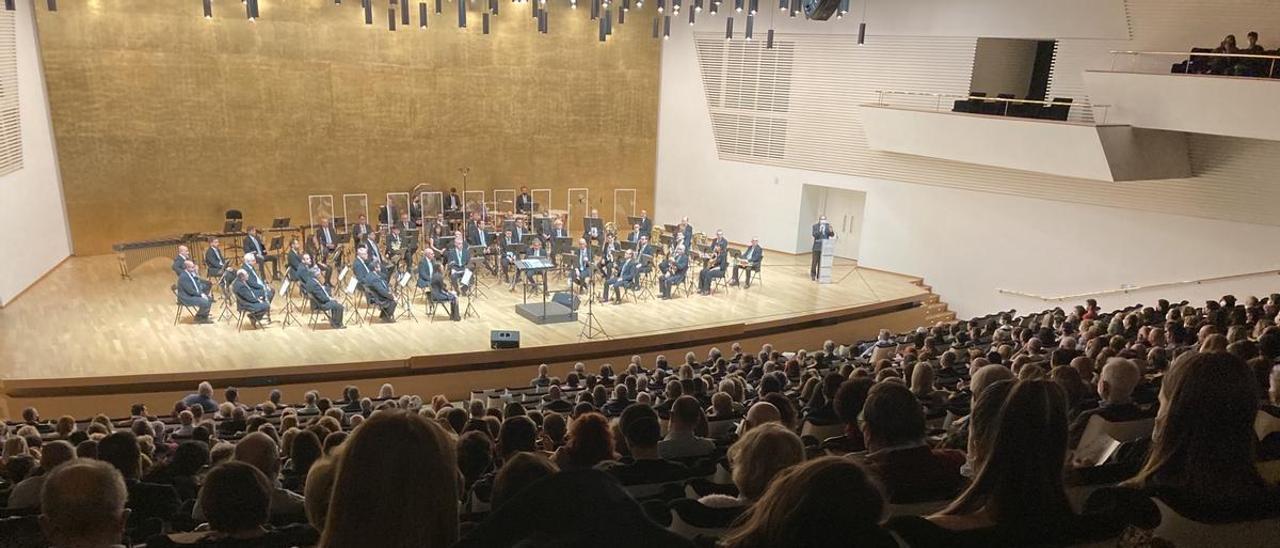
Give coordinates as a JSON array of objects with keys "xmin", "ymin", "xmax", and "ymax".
[
  {"xmin": 696, "ymin": 37, "xmax": 794, "ymax": 161},
  {"xmin": 0, "ymin": 10, "xmax": 20, "ymax": 177}
]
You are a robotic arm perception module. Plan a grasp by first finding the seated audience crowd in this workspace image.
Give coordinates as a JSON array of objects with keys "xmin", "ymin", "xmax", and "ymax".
[
  {"xmin": 5, "ymin": 293, "xmax": 1280, "ymax": 546},
  {"xmin": 1175, "ymin": 31, "xmax": 1280, "ymax": 77}
]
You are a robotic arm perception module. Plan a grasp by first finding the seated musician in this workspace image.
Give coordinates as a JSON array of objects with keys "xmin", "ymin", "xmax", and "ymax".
[
  {"xmin": 635, "ymin": 236, "xmax": 655, "ymax": 277},
  {"xmin": 698, "ymin": 241, "xmax": 728, "ymax": 295},
  {"xmin": 232, "ymin": 269, "xmax": 270, "ymax": 327},
  {"xmin": 639, "ymin": 209, "xmax": 653, "ymax": 236},
  {"xmin": 598, "ymin": 233, "xmax": 619, "ymax": 277},
  {"xmin": 176, "ymin": 260, "xmax": 213, "ymax": 324},
  {"xmin": 626, "ymin": 223, "xmax": 643, "ymax": 243},
  {"xmin": 426, "ymin": 213, "xmax": 449, "ymax": 249},
  {"xmin": 500, "ymin": 230, "xmax": 520, "ymax": 283},
  {"xmin": 285, "ymin": 238, "xmax": 304, "ymax": 282},
  {"xmin": 570, "ymin": 238, "xmax": 593, "ymax": 292},
  {"xmin": 513, "ymin": 238, "xmax": 547, "ymax": 291},
  {"xmin": 603, "ymin": 249, "xmax": 639, "ymax": 304},
  {"xmin": 353, "ymin": 247, "xmax": 397, "ymax": 322},
  {"xmin": 659, "ymin": 244, "xmax": 689, "ymax": 299},
  {"xmin": 445, "ymin": 187, "xmax": 462, "ymax": 211},
  {"xmin": 243, "ymin": 227, "xmax": 280, "ymax": 281},
  {"xmin": 386, "ymin": 225, "xmax": 407, "ymax": 272},
  {"xmin": 678, "ymin": 217, "xmax": 694, "ymax": 246},
  {"xmin": 240, "ymin": 253, "xmax": 274, "ymax": 303},
  {"xmin": 316, "ymin": 217, "xmax": 338, "ymax": 255},
  {"xmin": 351, "ymin": 214, "xmax": 372, "ymax": 247},
  {"xmin": 416, "ymin": 249, "xmax": 461, "ymax": 321},
  {"xmin": 301, "ymin": 260, "xmax": 345, "ymax": 329},
  {"xmin": 445, "ymin": 236, "xmax": 472, "ymax": 295},
  {"xmin": 363, "ymin": 230, "xmax": 392, "ymax": 282},
  {"xmin": 305, "ymin": 232, "xmax": 335, "ymax": 288},
  {"xmin": 516, "ymin": 185, "xmax": 534, "ymax": 214},
  {"xmin": 711, "ymin": 228, "xmax": 728, "ymax": 251},
  {"xmin": 204, "ymin": 238, "xmax": 231, "ymax": 285},
  {"xmin": 583, "ymin": 208, "xmax": 602, "ymax": 244},
  {"xmin": 544, "ymin": 218, "xmax": 568, "ymax": 266},
  {"xmin": 730, "ymin": 237, "xmax": 764, "ymax": 289},
  {"xmin": 466, "ymin": 213, "xmax": 497, "ymax": 272},
  {"xmin": 172, "ymin": 245, "xmax": 193, "ymax": 276},
  {"xmin": 512, "ymin": 217, "xmax": 529, "ymax": 243}
]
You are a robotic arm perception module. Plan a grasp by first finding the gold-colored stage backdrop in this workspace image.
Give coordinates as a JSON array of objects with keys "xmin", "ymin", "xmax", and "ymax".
[{"xmin": 36, "ymin": 0, "xmax": 659, "ymax": 255}]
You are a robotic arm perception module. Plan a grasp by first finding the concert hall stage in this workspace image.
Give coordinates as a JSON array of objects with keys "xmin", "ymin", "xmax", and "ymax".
[{"xmin": 0, "ymin": 253, "xmax": 937, "ymax": 417}]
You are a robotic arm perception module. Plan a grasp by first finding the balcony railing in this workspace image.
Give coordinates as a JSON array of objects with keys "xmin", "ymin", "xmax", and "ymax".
[{"xmin": 872, "ymin": 90, "xmax": 1109, "ymax": 123}]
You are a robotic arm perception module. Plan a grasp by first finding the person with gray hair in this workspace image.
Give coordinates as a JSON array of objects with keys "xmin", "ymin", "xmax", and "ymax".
[
  {"xmin": 192, "ymin": 432, "xmax": 306, "ymax": 523},
  {"xmin": 181, "ymin": 381, "xmax": 219, "ymax": 413},
  {"xmin": 7, "ymin": 440, "xmax": 75, "ymax": 509},
  {"xmin": 40, "ymin": 458, "xmax": 130, "ymax": 548},
  {"xmin": 1068, "ymin": 357, "xmax": 1153, "ymax": 448},
  {"xmin": 239, "ymin": 252, "xmax": 274, "ymax": 303},
  {"xmin": 232, "ymin": 269, "xmax": 271, "ymax": 327},
  {"xmin": 175, "ymin": 260, "xmax": 213, "ymax": 323}
]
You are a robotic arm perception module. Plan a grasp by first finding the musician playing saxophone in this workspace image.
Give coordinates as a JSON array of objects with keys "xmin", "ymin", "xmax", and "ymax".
[{"xmin": 697, "ymin": 241, "xmax": 727, "ymax": 295}]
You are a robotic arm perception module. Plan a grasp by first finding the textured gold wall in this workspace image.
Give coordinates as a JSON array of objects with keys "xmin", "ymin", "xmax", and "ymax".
[{"xmin": 36, "ymin": 0, "xmax": 659, "ymax": 254}]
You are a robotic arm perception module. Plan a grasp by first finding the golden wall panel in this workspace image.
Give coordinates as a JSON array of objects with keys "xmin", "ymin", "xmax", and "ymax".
[{"xmin": 36, "ymin": 0, "xmax": 660, "ymax": 254}]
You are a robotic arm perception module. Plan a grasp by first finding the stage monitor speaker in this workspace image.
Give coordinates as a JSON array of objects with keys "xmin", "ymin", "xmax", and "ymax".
[
  {"xmin": 551, "ymin": 291, "xmax": 580, "ymax": 311},
  {"xmin": 802, "ymin": 0, "xmax": 838, "ymax": 20},
  {"xmin": 491, "ymin": 329, "xmax": 521, "ymax": 349}
]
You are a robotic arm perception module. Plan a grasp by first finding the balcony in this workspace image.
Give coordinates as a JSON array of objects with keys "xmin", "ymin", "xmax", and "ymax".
[
  {"xmin": 860, "ymin": 93, "xmax": 1191, "ymax": 182},
  {"xmin": 1083, "ymin": 51, "xmax": 1280, "ymax": 142}
]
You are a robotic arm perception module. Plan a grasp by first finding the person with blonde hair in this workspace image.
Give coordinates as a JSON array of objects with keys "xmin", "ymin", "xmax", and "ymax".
[
  {"xmin": 720, "ymin": 456, "xmax": 894, "ymax": 548},
  {"xmin": 321, "ymin": 410, "xmax": 459, "ymax": 548},
  {"xmin": 699, "ymin": 422, "xmax": 804, "ymax": 509}
]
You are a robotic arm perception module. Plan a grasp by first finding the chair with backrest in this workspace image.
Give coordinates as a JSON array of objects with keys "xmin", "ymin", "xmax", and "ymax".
[
  {"xmin": 304, "ymin": 291, "xmax": 334, "ymax": 331},
  {"xmin": 799, "ymin": 419, "xmax": 844, "ymax": 441},
  {"xmin": 1151, "ymin": 497, "xmax": 1280, "ymax": 547},
  {"xmin": 1075, "ymin": 415, "xmax": 1154, "ymax": 453},
  {"xmin": 668, "ymin": 498, "xmax": 746, "ymax": 546},
  {"xmin": 171, "ymin": 284, "xmax": 200, "ymax": 325}
]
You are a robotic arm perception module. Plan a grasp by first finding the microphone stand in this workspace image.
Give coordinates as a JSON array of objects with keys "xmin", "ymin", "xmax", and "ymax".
[{"xmin": 579, "ymin": 270, "xmax": 608, "ymax": 340}]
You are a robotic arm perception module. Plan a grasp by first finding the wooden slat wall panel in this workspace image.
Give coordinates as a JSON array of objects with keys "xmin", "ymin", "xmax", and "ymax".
[
  {"xmin": 0, "ymin": 10, "xmax": 22, "ymax": 178},
  {"xmin": 695, "ymin": 0, "xmax": 1280, "ymax": 228}
]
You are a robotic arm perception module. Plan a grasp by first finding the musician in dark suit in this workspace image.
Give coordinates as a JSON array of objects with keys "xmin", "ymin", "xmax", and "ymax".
[
  {"xmin": 172, "ymin": 245, "xmax": 193, "ymax": 276},
  {"xmin": 603, "ymin": 249, "xmax": 639, "ymax": 303},
  {"xmin": 583, "ymin": 209, "xmax": 603, "ymax": 244},
  {"xmin": 285, "ymin": 239, "xmax": 304, "ymax": 282},
  {"xmin": 698, "ymin": 242, "xmax": 727, "ymax": 295},
  {"xmin": 354, "ymin": 247, "xmax": 397, "ymax": 322},
  {"xmin": 811, "ymin": 215, "xmax": 835, "ymax": 281},
  {"xmin": 398, "ymin": 212, "xmax": 415, "ymax": 231},
  {"xmin": 544, "ymin": 218, "xmax": 568, "ymax": 266},
  {"xmin": 232, "ymin": 269, "xmax": 270, "ymax": 326},
  {"xmin": 243, "ymin": 227, "xmax": 280, "ymax": 281},
  {"xmin": 302, "ymin": 263, "xmax": 344, "ymax": 328},
  {"xmin": 316, "ymin": 217, "xmax": 338, "ymax": 255},
  {"xmin": 513, "ymin": 238, "xmax": 547, "ymax": 291},
  {"xmin": 386, "ymin": 225, "xmax": 407, "ymax": 272},
  {"xmin": 730, "ymin": 237, "xmax": 763, "ymax": 288},
  {"xmin": 499, "ymin": 230, "xmax": 521, "ymax": 283},
  {"xmin": 570, "ymin": 238, "xmax": 592, "ymax": 292},
  {"xmin": 416, "ymin": 249, "xmax": 461, "ymax": 321},
  {"xmin": 176, "ymin": 260, "xmax": 213, "ymax": 324},
  {"xmin": 445, "ymin": 237, "xmax": 472, "ymax": 295},
  {"xmin": 677, "ymin": 217, "xmax": 694, "ymax": 247},
  {"xmin": 240, "ymin": 253, "xmax": 274, "ymax": 303},
  {"xmin": 598, "ymin": 233, "xmax": 619, "ymax": 277},
  {"xmin": 659, "ymin": 244, "xmax": 690, "ymax": 299},
  {"xmin": 516, "ymin": 186, "xmax": 534, "ymax": 214},
  {"xmin": 626, "ymin": 224, "xmax": 643, "ymax": 243},
  {"xmin": 445, "ymin": 188, "xmax": 462, "ymax": 212},
  {"xmin": 635, "ymin": 236, "xmax": 655, "ymax": 278},
  {"xmin": 426, "ymin": 214, "xmax": 449, "ymax": 251},
  {"xmin": 711, "ymin": 229, "xmax": 729, "ymax": 251},
  {"xmin": 363, "ymin": 231, "xmax": 391, "ymax": 282},
  {"xmin": 306, "ymin": 232, "xmax": 334, "ymax": 288},
  {"xmin": 351, "ymin": 214, "xmax": 372, "ymax": 247},
  {"xmin": 205, "ymin": 238, "xmax": 231, "ymax": 284}
]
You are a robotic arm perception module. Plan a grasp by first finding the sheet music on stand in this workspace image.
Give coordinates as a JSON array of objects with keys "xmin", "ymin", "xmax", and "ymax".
[
  {"xmin": 461, "ymin": 269, "xmax": 474, "ymax": 287},
  {"xmin": 271, "ymin": 217, "xmax": 291, "ymax": 229},
  {"xmin": 553, "ymin": 237, "xmax": 574, "ymax": 256},
  {"xmin": 533, "ymin": 216, "xmax": 552, "ymax": 236},
  {"xmin": 626, "ymin": 216, "xmax": 644, "ymax": 229},
  {"xmin": 582, "ymin": 217, "xmax": 604, "ymax": 240}
]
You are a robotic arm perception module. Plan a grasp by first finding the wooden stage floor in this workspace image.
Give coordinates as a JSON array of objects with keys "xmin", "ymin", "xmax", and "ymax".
[{"xmin": 0, "ymin": 253, "xmax": 927, "ymax": 381}]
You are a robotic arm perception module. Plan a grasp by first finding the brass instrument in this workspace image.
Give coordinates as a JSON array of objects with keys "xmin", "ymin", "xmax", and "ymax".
[{"xmin": 604, "ymin": 220, "xmax": 618, "ymax": 238}]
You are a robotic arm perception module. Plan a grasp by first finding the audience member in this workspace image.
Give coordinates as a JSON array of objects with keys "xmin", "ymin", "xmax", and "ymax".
[{"xmin": 39, "ymin": 459, "xmax": 130, "ymax": 548}]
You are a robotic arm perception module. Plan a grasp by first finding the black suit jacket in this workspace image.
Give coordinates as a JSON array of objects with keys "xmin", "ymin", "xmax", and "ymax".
[
  {"xmin": 233, "ymin": 279, "xmax": 263, "ymax": 307},
  {"xmin": 245, "ymin": 235, "xmax": 267, "ymax": 257},
  {"xmin": 417, "ymin": 259, "xmax": 439, "ymax": 289},
  {"xmin": 125, "ymin": 479, "xmax": 181, "ymax": 530},
  {"xmin": 740, "ymin": 244, "xmax": 763, "ymax": 266},
  {"xmin": 467, "ymin": 222, "xmax": 491, "ymax": 247},
  {"xmin": 516, "ymin": 193, "xmax": 533, "ymax": 213},
  {"xmin": 812, "ymin": 222, "xmax": 835, "ymax": 251},
  {"xmin": 305, "ymin": 276, "xmax": 337, "ymax": 305},
  {"xmin": 177, "ymin": 272, "xmax": 206, "ymax": 301},
  {"xmin": 172, "ymin": 255, "xmax": 189, "ymax": 276},
  {"xmin": 204, "ymin": 247, "xmax": 226, "ymax": 277},
  {"xmin": 316, "ymin": 226, "xmax": 337, "ymax": 249},
  {"xmin": 446, "ymin": 193, "xmax": 462, "ymax": 211},
  {"xmin": 446, "ymin": 247, "xmax": 471, "ymax": 271}
]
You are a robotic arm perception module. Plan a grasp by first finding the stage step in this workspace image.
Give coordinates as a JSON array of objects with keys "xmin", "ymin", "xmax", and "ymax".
[{"xmin": 910, "ymin": 278, "xmax": 956, "ymax": 326}]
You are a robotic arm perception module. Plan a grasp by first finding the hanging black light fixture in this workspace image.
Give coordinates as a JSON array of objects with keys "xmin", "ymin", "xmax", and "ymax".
[
  {"xmin": 652, "ymin": 16, "xmax": 659, "ymax": 38},
  {"xmin": 725, "ymin": 16, "xmax": 732, "ymax": 40},
  {"xmin": 687, "ymin": 6, "xmax": 694, "ymax": 25},
  {"xmin": 419, "ymin": 2, "xmax": 427, "ymax": 27},
  {"xmin": 365, "ymin": 0, "xmax": 375, "ymax": 24},
  {"xmin": 766, "ymin": 28, "xmax": 774, "ymax": 48},
  {"xmin": 246, "ymin": 0, "xmax": 255, "ymax": 20},
  {"xmin": 401, "ymin": 0, "xmax": 410, "ymax": 24},
  {"xmin": 856, "ymin": 0, "xmax": 868, "ymax": 44},
  {"xmin": 483, "ymin": 12, "xmax": 490, "ymax": 33},
  {"xmin": 388, "ymin": 1, "xmax": 396, "ymax": 30},
  {"xmin": 47, "ymin": 0, "xmax": 57, "ymax": 11},
  {"xmin": 598, "ymin": 10, "xmax": 605, "ymax": 41},
  {"xmin": 458, "ymin": 0, "xmax": 466, "ymax": 27},
  {"xmin": 203, "ymin": 0, "xmax": 213, "ymax": 18},
  {"xmin": 3, "ymin": 0, "xmax": 13, "ymax": 11},
  {"xmin": 435, "ymin": 0, "xmax": 442, "ymax": 14},
  {"xmin": 663, "ymin": 14, "xmax": 671, "ymax": 38},
  {"xmin": 745, "ymin": 14, "xmax": 753, "ymax": 40}
]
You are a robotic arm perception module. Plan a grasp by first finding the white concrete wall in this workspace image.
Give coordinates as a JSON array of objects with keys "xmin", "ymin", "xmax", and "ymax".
[
  {"xmin": 655, "ymin": 13, "xmax": 1280, "ymax": 319},
  {"xmin": 0, "ymin": 0, "xmax": 70, "ymax": 306}
]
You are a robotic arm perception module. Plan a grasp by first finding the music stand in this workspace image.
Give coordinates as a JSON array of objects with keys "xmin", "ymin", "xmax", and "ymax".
[
  {"xmin": 583, "ymin": 217, "xmax": 604, "ymax": 240},
  {"xmin": 333, "ymin": 217, "xmax": 347, "ymax": 231},
  {"xmin": 223, "ymin": 219, "xmax": 244, "ymax": 233},
  {"xmin": 626, "ymin": 216, "xmax": 644, "ymax": 229},
  {"xmin": 620, "ymin": 240, "xmax": 636, "ymax": 251},
  {"xmin": 271, "ymin": 217, "xmax": 290, "ymax": 229},
  {"xmin": 533, "ymin": 216, "xmax": 552, "ymax": 236},
  {"xmin": 436, "ymin": 236, "xmax": 456, "ymax": 250},
  {"xmin": 269, "ymin": 236, "xmax": 284, "ymax": 252},
  {"xmin": 663, "ymin": 223, "xmax": 679, "ymax": 234}
]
